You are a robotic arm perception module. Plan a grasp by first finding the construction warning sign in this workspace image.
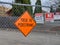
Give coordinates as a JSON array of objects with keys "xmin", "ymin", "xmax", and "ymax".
[
  {"xmin": 45, "ymin": 13, "xmax": 54, "ymax": 22},
  {"xmin": 14, "ymin": 11, "xmax": 36, "ymax": 37},
  {"xmin": 35, "ymin": 13, "xmax": 44, "ymax": 24}
]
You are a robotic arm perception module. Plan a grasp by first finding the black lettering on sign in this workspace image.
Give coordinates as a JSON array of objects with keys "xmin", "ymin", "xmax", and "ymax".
[
  {"xmin": 18, "ymin": 23, "xmax": 23, "ymax": 27},
  {"xmin": 29, "ymin": 19, "xmax": 32, "ymax": 22},
  {"xmin": 18, "ymin": 23, "xmax": 33, "ymax": 27},
  {"xmin": 21, "ymin": 18, "xmax": 28, "ymax": 22}
]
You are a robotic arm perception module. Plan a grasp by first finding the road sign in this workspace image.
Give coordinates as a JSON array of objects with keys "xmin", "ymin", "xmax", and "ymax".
[
  {"xmin": 35, "ymin": 13, "xmax": 44, "ymax": 24},
  {"xmin": 45, "ymin": 13, "xmax": 54, "ymax": 22},
  {"xmin": 54, "ymin": 12, "xmax": 60, "ymax": 20},
  {"xmin": 14, "ymin": 11, "xmax": 36, "ymax": 37}
]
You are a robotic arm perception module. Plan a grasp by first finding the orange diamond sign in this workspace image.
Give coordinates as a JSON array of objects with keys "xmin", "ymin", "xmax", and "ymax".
[{"xmin": 14, "ymin": 11, "xmax": 36, "ymax": 37}]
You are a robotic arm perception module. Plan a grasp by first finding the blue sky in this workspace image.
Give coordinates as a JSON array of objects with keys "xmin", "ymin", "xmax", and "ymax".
[{"xmin": 0, "ymin": 0, "xmax": 51, "ymax": 12}]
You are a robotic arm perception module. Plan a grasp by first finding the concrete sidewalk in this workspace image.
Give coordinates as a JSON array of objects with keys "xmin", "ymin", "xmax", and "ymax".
[{"xmin": 0, "ymin": 30, "xmax": 60, "ymax": 45}]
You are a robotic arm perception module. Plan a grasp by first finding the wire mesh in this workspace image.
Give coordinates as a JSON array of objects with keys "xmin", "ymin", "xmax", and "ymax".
[{"xmin": 0, "ymin": 2, "xmax": 60, "ymax": 33}]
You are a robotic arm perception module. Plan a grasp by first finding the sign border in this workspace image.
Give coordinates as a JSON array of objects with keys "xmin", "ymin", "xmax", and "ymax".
[{"xmin": 14, "ymin": 11, "xmax": 36, "ymax": 37}]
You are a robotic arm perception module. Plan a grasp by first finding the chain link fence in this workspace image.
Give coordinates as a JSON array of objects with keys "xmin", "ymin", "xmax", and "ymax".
[{"xmin": 0, "ymin": 2, "xmax": 60, "ymax": 33}]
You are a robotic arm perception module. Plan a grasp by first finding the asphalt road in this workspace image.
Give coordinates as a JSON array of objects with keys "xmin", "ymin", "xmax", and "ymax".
[{"xmin": 0, "ymin": 30, "xmax": 60, "ymax": 45}]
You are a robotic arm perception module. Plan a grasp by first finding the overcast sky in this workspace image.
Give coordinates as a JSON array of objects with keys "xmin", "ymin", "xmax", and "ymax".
[
  {"xmin": 31, "ymin": 0, "xmax": 50, "ymax": 12},
  {"xmin": 0, "ymin": 0, "xmax": 51, "ymax": 12}
]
